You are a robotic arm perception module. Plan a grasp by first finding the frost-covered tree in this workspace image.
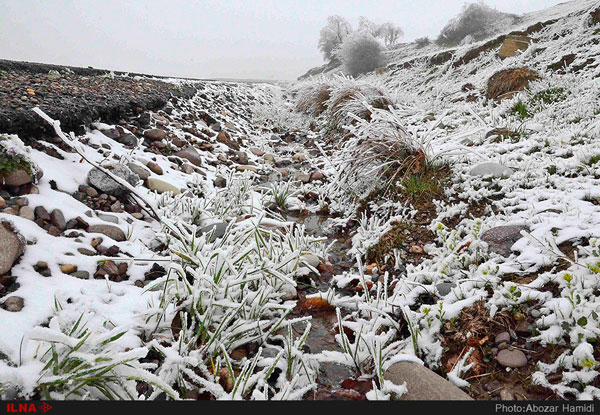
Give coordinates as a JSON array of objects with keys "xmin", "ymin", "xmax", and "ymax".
[
  {"xmin": 338, "ymin": 33, "xmax": 386, "ymax": 77},
  {"xmin": 318, "ymin": 15, "xmax": 353, "ymax": 61},
  {"xmin": 357, "ymin": 17, "xmax": 380, "ymax": 36},
  {"xmin": 378, "ymin": 22, "xmax": 404, "ymax": 46},
  {"xmin": 436, "ymin": 1, "xmax": 518, "ymax": 46}
]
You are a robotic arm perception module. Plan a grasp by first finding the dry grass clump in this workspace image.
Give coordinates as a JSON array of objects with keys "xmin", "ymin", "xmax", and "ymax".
[
  {"xmin": 328, "ymin": 83, "xmax": 393, "ymax": 130},
  {"xmin": 486, "ymin": 67, "xmax": 540, "ymax": 100},
  {"xmin": 294, "ymin": 82, "xmax": 331, "ymax": 116}
]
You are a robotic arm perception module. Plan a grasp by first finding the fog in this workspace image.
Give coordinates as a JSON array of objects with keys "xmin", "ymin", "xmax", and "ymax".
[{"xmin": 0, "ymin": 0, "xmax": 565, "ymax": 80}]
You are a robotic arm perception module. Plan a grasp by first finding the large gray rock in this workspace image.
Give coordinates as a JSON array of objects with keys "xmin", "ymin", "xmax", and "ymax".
[
  {"xmin": 481, "ymin": 225, "xmax": 529, "ymax": 257},
  {"xmin": 469, "ymin": 162, "xmax": 514, "ymax": 178},
  {"xmin": 87, "ymin": 224, "xmax": 126, "ymax": 242},
  {"xmin": 384, "ymin": 362, "xmax": 473, "ymax": 400},
  {"xmin": 87, "ymin": 165, "xmax": 139, "ymax": 196},
  {"xmin": 0, "ymin": 223, "xmax": 24, "ymax": 275}
]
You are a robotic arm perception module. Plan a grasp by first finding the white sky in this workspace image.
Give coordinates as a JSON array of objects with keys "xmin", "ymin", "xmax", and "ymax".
[{"xmin": 0, "ymin": 0, "xmax": 566, "ymax": 80}]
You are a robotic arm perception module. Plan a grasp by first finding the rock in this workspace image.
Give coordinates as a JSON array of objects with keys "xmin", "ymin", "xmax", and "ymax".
[
  {"xmin": 385, "ymin": 362, "xmax": 473, "ymax": 400},
  {"xmin": 146, "ymin": 178, "xmax": 181, "ymax": 195},
  {"xmin": 48, "ymin": 226, "xmax": 61, "ymax": 236},
  {"xmin": 100, "ymin": 128, "xmax": 120, "ymax": 140},
  {"xmin": 95, "ymin": 260, "xmax": 122, "ymax": 281},
  {"xmin": 436, "ymin": 282, "xmax": 456, "ymax": 296},
  {"xmin": 496, "ymin": 349, "xmax": 527, "ymax": 368},
  {"xmin": 87, "ymin": 165, "xmax": 139, "ymax": 196},
  {"xmin": 236, "ymin": 166, "xmax": 257, "ymax": 173},
  {"xmin": 1, "ymin": 169, "xmax": 33, "ymax": 187},
  {"xmin": 0, "ymin": 196, "xmax": 5, "ymax": 208},
  {"xmin": 235, "ymin": 151, "xmax": 249, "ymax": 165},
  {"xmin": 2, "ymin": 296, "xmax": 24, "ymax": 312},
  {"xmin": 82, "ymin": 186, "xmax": 99, "ymax": 197},
  {"xmin": 19, "ymin": 206, "xmax": 34, "ymax": 221},
  {"xmin": 515, "ymin": 321, "xmax": 532, "ymax": 336},
  {"xmin": 0, "ymin": 223, "xmax": 24, "ymax": 275},
  {"xmin": 469, "ymin": 162, "xmax": 513, "ymax": 178},
  {"xmin": 98, "ymin": 213, "xmax": 119, "ymax": 224},
  {"xmin": 263, "ymin": 154, "xmax": 276, "ymax": 165},
  {"xmin": 275, "ymin": 159, "xmax": 292, "ymax": 168},
  {"xmin": 174, "ymin": 146, "xmax": 204, "ymax": 167},
  {"xmin": 499, "ymin": 388, "xmax": 515, "ymax": 400},
  {"xmin": 50, "ymin": 209, "xmax": 66, "ymax": 230},
  {"xmin": 310, "ymin": 171, "xmax": 324, "ymax": 182},
  {"xmin": 303, "ymin": 253, "xmax": 320, "ymax": 268},
  {"xmin": 120, "ymin": 133, "xmax": 139, "ymax": 147},
  {"xmin": 281, "ymin": 284, "xmax": 298, "ymax": 301},
  {"xmin": 214, "ymin": 177, "xmax": 226, "ymax": 188},
  {"xmin": 216, "ymin": 130, "xmax": 240, "ymax": 150},
  {"xmin": 145, "ymin": 263, "xmax": 166, "ymax": 280},
  {"xmin": 249, "ymin": 147, "xmax": 264, "ymax": 157},
  {"xmin": 499, "ymin": 35, "xmax": 532, "ymax": 59},
  {"xmin": 77, "ymin": 247, "xmax": 96, "ymax": 256},
  {"xmin": 182, "ymin": 164, "xmax": 194, "ymax": 174},
  {"xmin": 143, "ymin": 128, "xmax": 167, "ymax": 141},
  {"xmin": 296, "ymin": 173, "xmax": 311, "ymax": 183},
  {"xmin": 60, "ymin": 264, "xmax": 77, "ymax": 274},
  {"xmin": 198, "ymin": 222, "xmax": 228, "ymax": 242},
  {"xmin": 481, "ymin": 225, "xmax": 529, "ymax": 257},
  {"xmin": 71, "ymin": 271, "xmax": 90, "ymax": 279},
  {"xmin": 87, "ymin": 224, "xmax": 126, "ymax": 242},
  {"xmin": 34, "ymin": 206, "xmax": 51, "ymax": 222},
  {"xmin": 146, "ymin": 161, "xmax": 163, "ymax": 175},
  {"xmin": 409, "ymin": 245, "xmax": 425, "ymax": 254},
  {"xmin": 495, "ymin": 332, "xmax": 511, "ymax": 345},
  {"xmin": 127, "ymin": 163, "xmax": 151, "ymax": 181},
  {"xmin": 293, "ymin": 152, "xmax": 309, "ymax": 162}
]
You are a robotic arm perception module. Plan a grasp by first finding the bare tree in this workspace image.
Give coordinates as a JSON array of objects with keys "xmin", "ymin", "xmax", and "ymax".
[
  {"xmin": 318, "ymin": 15, "xmax": 353, "ymax": 61},
  {"xmin": 357, "ymin": 16, "xmax": 379, "ymax": 36},
  {"xmin": 378, "ymin": 22, "xmax": 404, "ymax": 46}
]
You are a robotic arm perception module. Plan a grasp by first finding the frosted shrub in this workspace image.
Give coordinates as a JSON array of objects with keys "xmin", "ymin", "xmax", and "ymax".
[{"xmin": 338, "ymin": 33, "xmax": 386, "ymax": 77}]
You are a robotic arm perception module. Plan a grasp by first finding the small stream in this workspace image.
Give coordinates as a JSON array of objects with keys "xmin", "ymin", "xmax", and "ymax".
[{"xmin": 284, "ymin": 210, "xmax": 366, "ymax": 399}]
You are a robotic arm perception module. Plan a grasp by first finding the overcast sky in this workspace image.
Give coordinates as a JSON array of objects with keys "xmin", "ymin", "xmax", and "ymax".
[{"xmin": 0, "ymin": 0, "xmax": 566, "ymax": 80}]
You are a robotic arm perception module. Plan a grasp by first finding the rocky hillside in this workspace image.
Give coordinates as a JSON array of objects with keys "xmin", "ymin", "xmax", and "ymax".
[{"xmin": 1, "ymin": 0, "xmax": 600, "ymax": 402}]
